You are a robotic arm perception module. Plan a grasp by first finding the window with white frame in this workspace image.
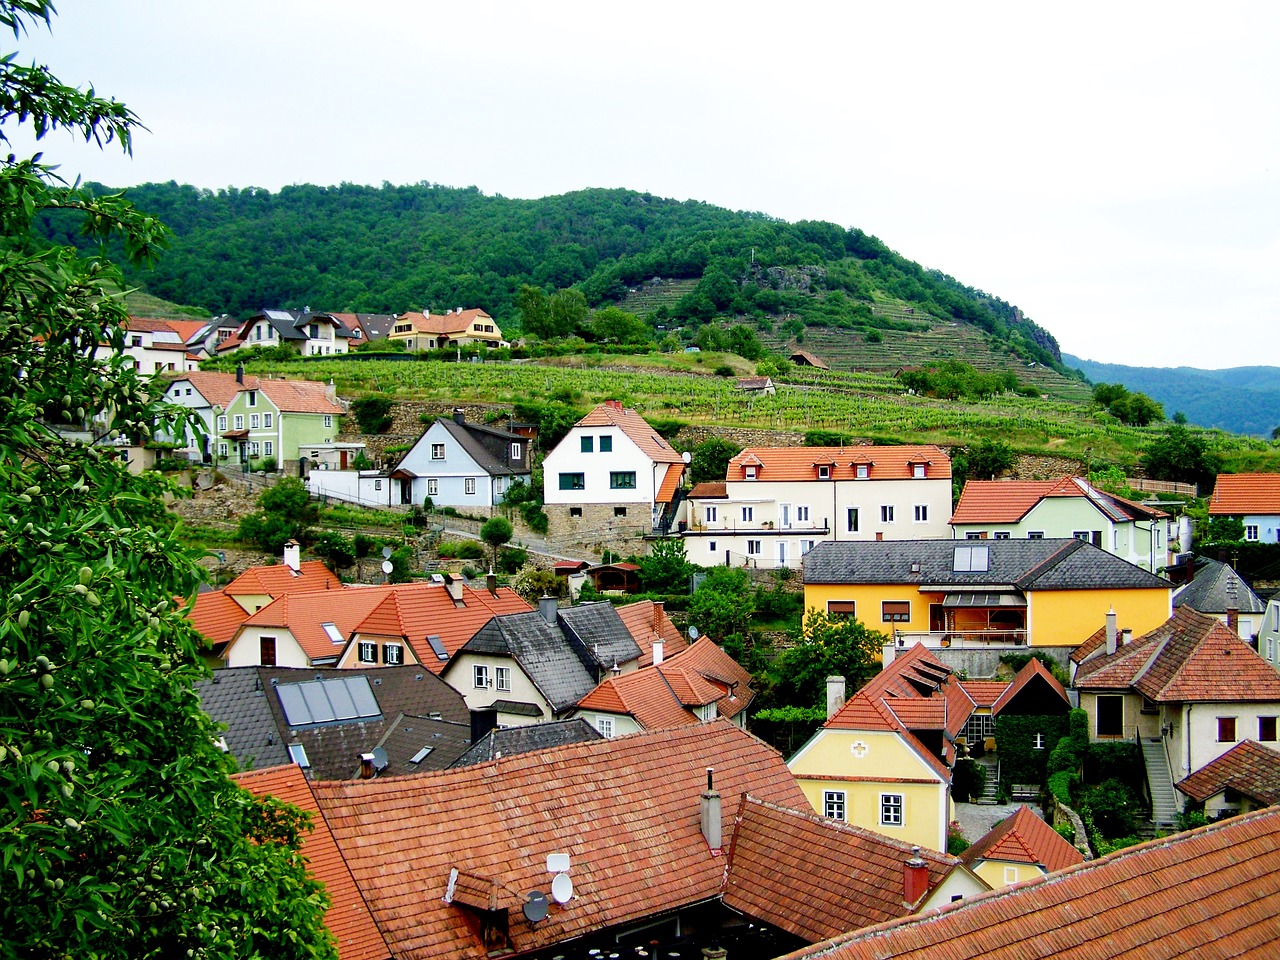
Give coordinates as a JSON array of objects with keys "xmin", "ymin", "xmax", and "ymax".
[
  {"xmin": 465, "ymin": 478, "xmax": 476, "ymax": 495},
  {"xmin": 595, "ymin": 716, "xmax": 614, "ymax": 737},
  {"xmin": 217, "ymin": 415, "xmax": 227, "ymax": 431},
  {"xmin": 847, "ymin": 507, "xmax": 859, "ymax": 532},
  {"xmin": 744, "ymin": 465, "xmax": 757, "ymax": 480},
  {"xmin": 746, "ymin": 540, "xmax": 762, "ymax": 556},
  {"xmin": 914, "ymin": 505, "xmax": 928, "ymax": 522},
  {"xmin": 357, "ymin": 641, "xmax": 377, "ymax": 664},
  {"xmin": 250, "ymin": 441, "xmax": 260, "ymax": 456},
  {"xmin": 1033, "ymin": 732, "xmax": 1045, "ymax": 749},
  {"xmin": 427, "ymin": 478, "xmax": 439, "ymax": 497},
  {"xmin": 495, "ymin": 666, "xmax": 511, "ymax": 692},
  {"xmin": 247, "ymin": 390, "xmax": 257, "ymax": 408},
  {"xmin": 824, "ymin": 790, "xmax": 846, "ymax": 821},
  {"xmin": 473, "ymin": 665, "xmax": 490, "ymax": 689},
  {"xmin": 882, "ymin": 601, "xmax": 910, "ymax": 622},
  {"xmin": 796, "ymin": 505, "xmax": 810, "ymax": 522},
  {"xmin": 383, "ymin": 643, "xmax": 403, "ymax": 665},
  {"xmin": 431, "ymin": 443, "xmax": 445, "ymax": 460},
  {"xmin": 264, "ymin": 413, "xmax": 273, "ymax": 428},
  {"xmin": 250, "ymin": 414, "xmax": 259, "ymax": 429},
  {"xmin": 880, "ymin": 505, "xmax": 895, "ymax": 523},
  {"xmin": 742, "ymin": 506, "xmax": 754, "ymax": 522},
  {"xmin": 234, "ymin": 415, "xmax": 244, "ymax": 430},
  {"xmin": 511, "ymin": 442, "xmax": 522, "ymax": 460},
  {"xmin": 817, "ymin": 464, "xmax": 831, "ymax": 479},
  {"xmin": 1246, "ymin": 525, "xmax": 1260, "ymax": 541},
  {"xmin": 800, "ymin": 539, "xmax": 816, "ymax": 555},
  {"xmin": 912, "ymin": 463, "xmax": 926, "ymax": 478},
  {"xmin": 1027, "ymin": 531, "xmax": 1044, "ymax": 540},
  {"xmin": 264, "ymin": 441, "xmax": 273, "ymax": 457},
  {"xmin": 705, "ymin": 505, "xmax": 718, "ymax": 524},
  {"xmin": 855, "ymin": 463, "xmax": 870, "ymax": 479},
  {"xmin": 880, "ymin": 794, "xmax": 904, "ymax": 826},
  {"xmin": 323, "ymin": 415, "xmax": 333, "ymax": 428},
  {"xmin": 994, "ymin": 531, "xmax": 1010, "ymax": 539},
  {"xmin": 217, "ymin": 442, "xmax": 228, "ymax": 458}
]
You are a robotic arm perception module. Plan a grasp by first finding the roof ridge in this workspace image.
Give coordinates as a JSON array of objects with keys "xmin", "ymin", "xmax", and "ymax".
[{"xmin": 1015, "ymin": 538, "xmax": 1084, "ymax": 588}]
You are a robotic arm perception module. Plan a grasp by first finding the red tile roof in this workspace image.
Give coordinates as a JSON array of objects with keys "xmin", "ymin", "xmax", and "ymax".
[
  {"xmin": 1176, "ymin": 740, "xmax": 1280, "ymax": 804},
  {"xmin": 224, "ymin": 559, "xmax": 342, "ymax": 598},
  {"xmin": 727, "ymin": 445, "xmax": 950, "ymax": 482},
  {"xmin": 790, "ymin": 349, "xmax": 829, "ymax": 369},
  {"xmin": 960, "ymin": 804, "xmax": 1082, "ymax": 873},
  {"xmin": 1075, "ymin": 607, "xmax": 1280, "ymax": 703},
  {"xmin": 163, "ymin": 319, "xmax": 210, "ymax": 343},
  {"xmin": 394, "ymin": 309, "xmax": 496, "ymax": 337},
  {"xmin": 167, "ymin": 370, "xmax": 260, "ymax": 408},
  {"xmin": 617, "ymin": 600, "xmax": 688, "ymax": 666},
  {"xmin": 655, "ymin": 462, "xmax": 685, "ymax": 503},
  {"xmin": 352, "ymin": 582, "xmax": 530, "ymax": 673},
  {"xmin": 990, "ymin": 657, "xmax": 1070, "ymax": 715},
  {"xmin": 188, "ymin": 589, "xmax": 251, "ymax": 649},
  {"xmin": 242, "ymin": 586, "xmax": 392, "ymax": 662},
  {"xmin": 723, "ymin": 795, "xmax": 962, "ymax": 943},
  {"xmin": 311, "ymin": 722, "xmax": 807, "ymax": 960},
  {"xmin": 258, "ymin": 378, "xmax": 344, "ymax": 416},
  {"xmin": 575, "ymin": 401, "xmax": 686, "ymax": 464},
  {"xmin": 1209, "ymin": 473, "xmax": 1280, "ymax": 515},
  {"xmin": 776, "ymin": 807, "xmax": 1280, "ymax": 960},
  {"xmin": 952, "ymin": 477, "xmax": 1166, "ymax": 524},
  {"xmin": 958, "ymin": 681, "xmax": 1009, "ymax": 707},
  {"xmin": 234, "ymin": 765, "xmax": 390, "ymax": 960},
  {"xmin": 688, "ymin": 481, "xmax": 728, "ymax": 499}
]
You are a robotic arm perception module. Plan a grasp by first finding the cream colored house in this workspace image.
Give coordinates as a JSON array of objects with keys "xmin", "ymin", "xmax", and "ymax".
[
  {"xmin": 683, "ymin": 445, "xmax": 952, "ymax": 570},
  {"xmin": 387, "ymin": 308, "xmax": 506, "ymax": 351}
]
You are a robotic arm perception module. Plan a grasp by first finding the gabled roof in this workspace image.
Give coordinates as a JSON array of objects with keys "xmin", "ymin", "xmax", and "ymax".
[
  {"xmin": 958, "ymin": 680, "xmax": 1009, "ymax": 708},
  {"xmin": 990, "ymin": 657, "xmax": 1070, "ymax": 715},
  {"xmin": 240, "ymin": 586, "xmax": 391, "ymax": 662},
  {"xmin": 959, "ymin": 804, "xmax": 1083, "ymax": 873},
  {"xmin": 234, "ymin": 765, "xmax": 391, "ymax": 960},
  {"xmin": 803, "ymin": 538, "xmax": 1170, "ymax": 592},
  {"xmin": 823, "ymin": 692, "xmax": 952, "ymax": 782},
  {"xmin": 256, "ymin": 378, "xmax": 344, "ymax": 416},
  {"xmin": 573, "ymin": 401, "xmax": 685, "ymax": 464},
  {"xmin": 448, "ymin": 719, "xmax": 603, "ymax": 768},
  {"xmin": 166, "ymin": 370, "xmax": 260, "ymax": 408},
  {"xmin": 1176, "ymin": 740, "xmax": 1280, "ymax": 804},
  {"xmin": 1173, "ymin": 558, "xmax": 1266, "ymax": 615},
  {"xmin": 417, "ymin": 417, "xmax": 527, "ymax": 477},
  {"xmin": 775, "ymin": 807, "xmax": 1280, "ymax": 960},
  {"xmin": 727, "ymin": 445, "xmax": 951, "ymax": 482},
  {"xmin": 687, "ymin": 481, "xmax": 728, "ymax": 500},
  {"xmin": 224, "ymin": 559, "xmax": 342, "ymax": 598},
  {"xmin": 556, "ymin": 601, "xmax": 642, "ymax": 669},
  {"xmin": 457, "ymin": 611, "xmax": 599, "ymax": 713},
  {"xmin": 311, "ymin": 722, "xmax": 808, "ymax": 960},
  {"xmin": 616, "ymin": 600, "xmax": 689, "ymax": 666},
  {"xmin": 951, "ymin": 477, "xmax": 1167, "ymax": 525},
  {"xmin": 790, "ymin": 348, "xmax": 829, "ymax": 369},
  {"xmin": 188, "ymin": 588, "xmax": 252, "ymax": 649},
  {"xmin": 394, "ymin": 308, "xmax": 496, "ymax": 336},
  {"xmin": 1209, "ymin": 472, "xmax": 1280, "ymax": 515},
  {"xmin": 199, "ymin": 665, "xmax": 471, "ymax": 780},
  {"xmin": 723, "ymin": 795, "xmax": 963, "ymax": 944},
  {"xmin": 1075, "ymin": 607, "xmax": 1280, "ymax": 703},
  {"xmin": 351, "ymin": 582, "xmax": 530, "ymax": 673}
]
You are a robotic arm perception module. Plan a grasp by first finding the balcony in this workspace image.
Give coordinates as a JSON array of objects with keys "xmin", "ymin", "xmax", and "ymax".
[{"xmin": 894, "ymin": 629, "xmax": 1028, "ymax": 650}]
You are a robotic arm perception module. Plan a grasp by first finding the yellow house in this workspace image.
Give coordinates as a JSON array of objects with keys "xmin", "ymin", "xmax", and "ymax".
[
  {"xmin": 803, "ymin": 538, "xmax": 1171, "ymax": 651},
  {"xmin": 958, "ymin": 804, "xmax": 1083, "ymax": 887},
  {"xmin": 788, "ymin": 645, "xmax": 966, "ymax": 853}
]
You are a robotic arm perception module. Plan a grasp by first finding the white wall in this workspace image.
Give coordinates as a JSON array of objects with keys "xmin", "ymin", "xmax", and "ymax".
[
  {"xmin": 544, "ymin": 425, "xmax": 659, "ymax": 506},
  {"xmin": 444, "ymin": 651, "xmax": 551, "ymax": 718},
  {"xmin": 224, "ymin": 626, "xmax": 309, "ymax": 668},
  {"xmin": 308, "ymin": 470, "xmax": 393, "ymax": 507}
]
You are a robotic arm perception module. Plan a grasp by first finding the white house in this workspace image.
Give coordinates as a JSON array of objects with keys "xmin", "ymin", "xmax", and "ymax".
[
  {"xmin": 97, "ymin": 317, "xmax": 200, "ymax": 376},
  {"xmin": 542, "ymin": 401, "xmax": 686, "ymax": 535},
  {"xmin": 682, "ymin": 445, "xmax": 952, "ymax": 569},
  {"xmin": 217, "ymin": 309, "xmax": 353, "ymax": 357},
  {"xmin": 1209, "ymin": 473, "xmax": 1280, "ymax": 543},
  {"xmin": 160, "ymin": 370, "xmax": 251, "ymax": 462},
  {"xmin": 388, "ymin": 410, "xmax": 530, "ymax": 509}
]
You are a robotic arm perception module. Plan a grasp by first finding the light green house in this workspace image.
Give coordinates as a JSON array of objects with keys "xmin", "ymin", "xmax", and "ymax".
[
  {"xmin": 950, "ymin": 477, "xmax": 1174, "ymax": 573},
  {"xmin": 217, "ymin": 377, "xmax": 345, "ymax": 472}
]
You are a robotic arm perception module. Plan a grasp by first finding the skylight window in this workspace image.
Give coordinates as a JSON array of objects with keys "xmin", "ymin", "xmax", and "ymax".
[
  {"xmin": 426, "ymin": 634, "xmax": 450, "ymax": 661},
  {"xmin": 276, "ymin": 676, "xmax": 381, "ymax": 727},
  {"xmin": 953, "ymin": 545, "xmax": 990, "ymax": 572},
  {"xmin": 409, "ymin": 746, "xmax": 435, "ymax": 764},
  {"xmin": 321, "ymin": 621, "xmax": 344, "ymax": 644},
  {"xmin": 287, "ymin": 743, "xmax": 310, "ymax": 768}
]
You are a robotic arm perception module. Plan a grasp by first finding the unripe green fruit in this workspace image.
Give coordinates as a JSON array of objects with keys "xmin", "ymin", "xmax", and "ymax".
[
  {"xmin": 17, "ymin": 610, "xmax": 29, "ymax": 628},
  {"xmin": 39, "ymin": 673, "xmax": 54, "ymax": 689},
  {"xmin": 73, "ymin": 584, "xmax": 88, "ymax": 595},
  {"xmin": 78, "ymin": 566, "xmax": 93, "ymax": 585}
]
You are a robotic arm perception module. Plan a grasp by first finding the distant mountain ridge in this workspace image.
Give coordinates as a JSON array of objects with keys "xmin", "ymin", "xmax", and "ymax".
[{"xmin": 1064, "ymin": 354, "xmax": 1280, "ymax": 437}]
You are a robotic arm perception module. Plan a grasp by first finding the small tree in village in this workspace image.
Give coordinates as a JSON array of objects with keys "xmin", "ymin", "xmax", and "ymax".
[
  {"xmin": 774, "ymin": 609, "xmax": 888, "ymax": 708},
  {"xmin": 480, "ymin": 515, "xmax": 514, "ymax": 571},
  {"xmin": 0, "ymin": 4, "xmax": 334, "ymax": 956}
]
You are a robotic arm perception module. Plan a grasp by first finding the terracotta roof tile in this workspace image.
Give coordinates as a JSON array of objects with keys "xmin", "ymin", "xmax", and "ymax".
[
  {"xmin": 574, "ymin": 402, "xmax": 685, "ymax": 464},
  {"xmin": 960, "ymin": 804, "xmax": 1083, "ymax": 873},
  {"xmin": 188, "ymin": 589, "xmax": 251, "ymax": 649},
  {"xmin": 395, "ymin": 309, "xmax": 495, "ymax": 337},
  {"xmin": 656, "ymin": 462, "xmax": 685, "ymax": 503},
  {"xmin": 617, "ymin": 600, "xmax": 689, "ymax": 666},
  {"xmin": 224, "ymin": 559, "xmax": 342, "ymax": 598},
  {"xmin": 258, "ymin": 378, "xmax": 345, "ymax": 416},
  {"xmin": 167, "ymin": 370, "xmax": 260, "ymax": 408},
  {"xmin": 233, "ymin": 765, "xmax": 390, "ymax": 960},
  {"xmin": 242, "ymin": 586, "xmax": 392, "ymax": 661},
  {"xmin": 724, "ymin": 795, "xmax": 962, "ymax": 943},
  {"xmin": 1176, "ymin": 740, "xmax": 1280, "ymax": 804},
  {"xmin": 728, "ymin": 445, "xmax": 951, "ymax": 483},
  {"xmin": 688, "ymin": 481, "xmax": 728, "ymax": 499},
  {"xmin": 311, "ymin": 722, "xmax": 807, "ymax": 959},
  {"xmin": 959, "ymin": 681, "xmax": 1009, "ymax": 707},
  {"xmin": 777, "ymin": 807, "xmax": 1280, "ymax": 960},
  {"xmin": 1209, "ymin": 473, "xmax": 1280, "ymax": 515}
]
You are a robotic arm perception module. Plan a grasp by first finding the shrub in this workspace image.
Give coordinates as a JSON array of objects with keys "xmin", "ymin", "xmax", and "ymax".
[
  {"xmin": 350, "ymin": 395, "xmax": 395, "ymax": 434},
  {"xmin": 1047, "ymin": 770, "xmax": 1077, "ymax": 805},
  {"xmin": 437, "ymin": 539, "xmax": 486, "ymax": 560},
  {"xmin": 1082, "ymin": 778, "xmax": 1138, "ymax": 838},
  {"xmin": 260, "ymin": 456, "xmax": 278, "ymax": 473},
  {"xmin": 947, "ymin": 821, "xmax": 970, "ymax": 856},
  {"xmin": 714, "ymin": 364, "xmax": 735, "ymax": 377},
  {"xmin": 951, "ymin": 758, "xmax": 987, "ymax": 803},
  {"xmin": 522, "ymin": 505, "xmax": 549, "ymax": 535},
  {"xmin": 1054, "ymin": 822, "xmax": 1076, "ymax": 844}
]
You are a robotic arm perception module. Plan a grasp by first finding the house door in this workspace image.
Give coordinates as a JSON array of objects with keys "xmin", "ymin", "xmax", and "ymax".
[
  {"xmin": 780, "ymin": 503, "xmax": 792, "ymax": 529},
  {"xmin": 777, "ymin": 541, "xmax": 788, "ymax": 566},
  {"xmin": 340, "ymin": 450, "xmax": 348, "ymax": 469},
  {"xmin": 400, "ymin": 480, "xmax": 413, "ymax": 505}
]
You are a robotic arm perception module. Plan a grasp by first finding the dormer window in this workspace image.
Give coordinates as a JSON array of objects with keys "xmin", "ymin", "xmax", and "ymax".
[
  {"xmin": 855, "ymin": 463, "xmax": 870, "ymax": 479},
  {"xmin": 912, "ymin": 462, "xmax": 927, "ymax": 478},
  {"xmin": 817, "ymin": 465, "xmax": 831, "ymax": 480},
  {"xmin": 744, "ymin": 466, "xmax": 758, "ymax": 480}
]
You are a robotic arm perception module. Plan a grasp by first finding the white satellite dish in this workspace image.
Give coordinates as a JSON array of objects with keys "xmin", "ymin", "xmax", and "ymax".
[
  {"xmin": 550, "ymin": 872, "xmax": 573, "ymax": 905},
  {"xmin": 688, "ymin": 626, "xmax": 700, "ymax": 640},
  {"xmin": 546, "ymin": 853, "xmax": 570, "ymax": 873},
  {"xmin": 382, "ymin": 545, "xmax": 393, "ymax": 560},
  {"xmin": 681, "ymin": 451, "xmax": 692, "ymax": 464},
  {"xmin": 381, "ymin": 560, "xmax": 394, "ymax": 574}
]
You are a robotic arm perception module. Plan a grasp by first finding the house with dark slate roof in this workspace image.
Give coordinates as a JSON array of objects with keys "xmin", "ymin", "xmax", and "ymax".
[
  {"xmin": 1173, "ymin": 557, "xmax": 1265, "ymax": 640},
  {"xmin": 389, "ymin": 409, "xmax": 530, "ymax": 508},
  {"xmin": 448, "ymin": 718, "xmax": 603, "ymax": 768},
  {"xmin": 802, "ymin": 537, "xmax": 1172, "ymax": 651},
  {"xmin": 218, "ymin": 308, "xmax": 355, "ymax": 357},
  {"xmin": 196, "ymin": 665, "xmax": 471, "ymax": 780}
]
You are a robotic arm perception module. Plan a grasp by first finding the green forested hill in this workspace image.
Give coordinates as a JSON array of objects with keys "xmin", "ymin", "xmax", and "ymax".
[{"xmin": 37, "ymin": 181, "xmax": 1065, "ymax": 370}]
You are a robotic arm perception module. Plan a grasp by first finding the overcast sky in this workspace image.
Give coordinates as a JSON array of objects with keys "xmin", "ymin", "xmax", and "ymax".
[{"xmin": 11, "ymin": 1, "xmax": 1279, "ymax": 369}]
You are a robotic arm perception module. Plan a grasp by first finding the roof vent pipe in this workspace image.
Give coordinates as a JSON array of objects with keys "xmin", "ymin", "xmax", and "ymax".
[
  {"xmin": 700, "ymin": 767, "xmax": 721, "ymax": 851},
  {"xmin": 359, "ymin": 753, "xmax": 375, "ymax": 780}
]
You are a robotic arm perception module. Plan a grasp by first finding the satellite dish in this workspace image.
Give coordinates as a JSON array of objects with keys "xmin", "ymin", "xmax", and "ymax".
[
  {"xmin": 681, "ymin": 451, "xmax": 692, "ymax": 464},
  {"xmin": 546, "ymin": 853, "xmax": 570, "ymax": 873},
  {"xmin": 688, "ymin": 626, "xmax": 700, "ymax": 640},
  {"xmin": 382, "ymin": 546, "xmax": 393, "ymax": 560},
  {"xmin": 551, "ymin": 872, "xmax": 573, "ymax": 905},
  {"xmin": 522, "ymin": 891, "xmax": 549, "ymax": 923},
  {"xmin": 371, "ymin": 747, "xmax": 388, "ymax": 772},
  {"xmin": 381, "ymin": 560, "xmax": 394, "ymax": 574}
]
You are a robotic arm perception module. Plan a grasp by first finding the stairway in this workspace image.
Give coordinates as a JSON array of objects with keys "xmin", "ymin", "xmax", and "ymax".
[
  {"xmin": 1141, "ymin": 737, "xmax": 1180, "ymax": 829},
  {"xmin": 976, "ymin": 756, "xmax": 1000, "ymax": 805}
]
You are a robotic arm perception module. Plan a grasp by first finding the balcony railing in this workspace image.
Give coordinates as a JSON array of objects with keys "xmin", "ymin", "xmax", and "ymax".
[{"xmin": 894, "ymin": 629, "xmax": 1028, "ymax": 649}]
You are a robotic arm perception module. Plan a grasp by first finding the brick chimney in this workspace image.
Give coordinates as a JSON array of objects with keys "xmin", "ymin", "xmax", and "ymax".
[
  {"xmin": 1105, "ymin": 608, "xmax": 1117, "ymax": 656},
  {"xmin": 904, "ymin": 846, "xmax": 929, "ymax": 906},
  {"xmin": 486, "ymin": 570, "xmax": 498, "ymax": 596},
  {"xmin": 1227, "ymin": 606, "xmax": 1240, "ymax": 634},
  {"xmin": 605, "ymin": 399, "xmax": 623, "ymax": 410},
  {"xmin": 827, "ymin": 675, "xmax": 847, "ymax": 718},
  {"xmin": 700, "ymin": 767, "xmax": 722, "ymax": 851}
]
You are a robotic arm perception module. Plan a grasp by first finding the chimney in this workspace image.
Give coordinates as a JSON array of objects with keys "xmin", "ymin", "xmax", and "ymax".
[
  {"xmin": 700, "ymin": 768, "xmax": 722, "ymax": 851},
  {"xmin": 1227, "ymin": 605, "xmax": 1240, "ymax": 633},
  {"xmin": 359, "ymin": 753, "xmax": 375, "ymax": 780},
  {"xmin": 653, "ymin": 640, "xmax": 664, "ymax": 665},
  {"xmin": 282, "ymin": 539, "xmax": 301, "ymax": 573},
  {"xmin": 236, "ymin": 364, "xmax": 245, "ymax": 385},
  {"xmin": 443, "ymin": 574, "xmax": 464, "ymax": 604},
  {"xmin": 605, "ymin": 399, "xmax": 623, "ymax": 410},
  {"xmin": 325, "ymin": 379, "xmax": 337, "ymax": 403},
  {"xmin": 486, "ymin": 570, "xmax": 498, "ymax": 596},
  {"xmin": 827, "ymin": 675, "xmax": 847, "ymax": 718},
  {"xmin": 904, "ymin": 847, "xmax": 930, "ymax": 906},
  {"xmin": 539, "ymin": 594, "xmax": 558, "ymax": 624},
  {"xmin": 453, "ymin": 408, "xmax": 466, "ymax": 425},
  {"xmin": 1121, "ymin": 628, "xmax": 1133, "ymax": 646},
  {"xmin": 1105, "ymin": 608, "xmax": 1117, "ymax": 656},
  {"xmin": 456, "ymin": 306, "xmax": 463, "ymax": 314},
  {"xmin": 653, "ymin": 601, "xmax": 665, "ymax": 631},
  {"xmin": 470, "ymin": 707, "xmax": 498, "ymax": 744}
]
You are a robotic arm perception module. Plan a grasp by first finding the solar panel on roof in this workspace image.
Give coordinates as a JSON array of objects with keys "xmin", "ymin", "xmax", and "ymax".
[
  {"xmin": 277, "ymin": 684, "xmax": 311, "ymax": 725},
  {"xmin": 426, "ymin": 634, "xmax": 449, "ymax": 661},
  {"xmin": 299, "ymin": 681, "xmax": 337, "ymax": 723},
  {"xmin": 276, "ymin": 676, "xmax": 380, "ymax": 727},
  {"xmin": 345, "ymin": 675, "xmax": 379, "ymax": 717},
  {"xmin": 325, "ymin": 678, "xmax": 359, "ymax": 720}
]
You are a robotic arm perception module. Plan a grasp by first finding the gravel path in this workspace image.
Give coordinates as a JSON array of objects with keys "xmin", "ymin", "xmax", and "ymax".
[{"xmin": 953, "ymin": 800, "xmax": 1046, "ymax": 845}]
